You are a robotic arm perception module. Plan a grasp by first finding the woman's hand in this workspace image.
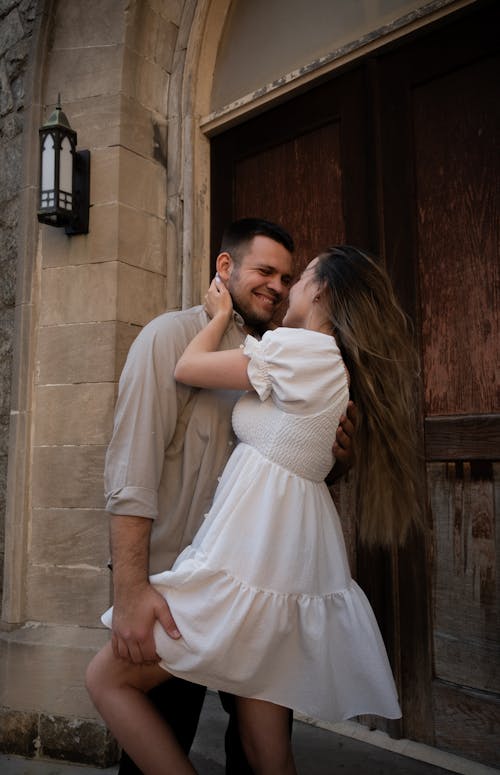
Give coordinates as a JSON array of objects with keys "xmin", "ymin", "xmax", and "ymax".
[{"xmin": 204, "ymin": 276, "xmax": 233, "ymax": 322}]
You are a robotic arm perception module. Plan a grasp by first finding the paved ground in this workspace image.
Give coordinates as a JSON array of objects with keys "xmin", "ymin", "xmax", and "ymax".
[{"xmin": 1, "ymin": 692, "xmax": 497, "ymax": 774}]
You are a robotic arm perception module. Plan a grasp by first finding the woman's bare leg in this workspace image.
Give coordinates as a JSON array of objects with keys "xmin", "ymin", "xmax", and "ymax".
[
  {"xmin": 236, "ymin": 696, "xmax": 297, "ymax": 775},
  {"xmin": 86, "ymin": 642, "xmax": 196, "ymax": 775}
]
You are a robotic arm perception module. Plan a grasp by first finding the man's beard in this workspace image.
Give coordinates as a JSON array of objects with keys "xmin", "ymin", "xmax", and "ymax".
[{"xmin": 231, "ymin": 298, "xmax": 271, "ymax": 336}]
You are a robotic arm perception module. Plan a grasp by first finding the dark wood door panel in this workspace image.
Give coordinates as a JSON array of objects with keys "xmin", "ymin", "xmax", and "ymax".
[
  {"xmin": 429, "ymin": 461, "xmax": 499, "ymax": 689},
  {"xmin": 234, "ymin": 121, "xmax": 344, "ymax": 271},
  {"xmin": 425, "ymin": 415, "xmax": 500, "ymax": 460},
  {"xmin": 433, "ymin": 681, "xmax": 500, "ymax": 768},
  {"xmin": 413, "ymin": 55, "xmax": 500, "ymax": 418},
  {"xmin": 211, "ymin": 66, "xmax": 375, "ymax": 274}
]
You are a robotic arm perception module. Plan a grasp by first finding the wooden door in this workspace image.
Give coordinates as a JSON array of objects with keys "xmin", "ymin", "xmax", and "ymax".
[
  {"xmin": 378, "ymin": 2, "xmax": 500, "ymax": 766},
  {"xmin": 210, "ymin": 1, "xmax": 499, "ymax": 765}
]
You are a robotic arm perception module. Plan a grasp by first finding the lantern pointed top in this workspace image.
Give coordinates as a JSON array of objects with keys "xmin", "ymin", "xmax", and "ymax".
[{"xmin": 43, "ymin": 93, "xmax": 72, "ymax": 130}]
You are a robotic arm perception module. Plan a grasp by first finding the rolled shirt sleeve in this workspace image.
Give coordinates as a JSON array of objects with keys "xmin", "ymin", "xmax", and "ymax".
[{"xmin": 104, "ymin": 313, "xmax": 195, "ymax": 519}]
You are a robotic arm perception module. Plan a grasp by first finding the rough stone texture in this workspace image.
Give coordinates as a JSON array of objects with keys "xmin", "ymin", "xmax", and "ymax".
[
  {"xmin": 0, "ymin": 707, "xmax": 38, "ymax": 756},
  {"xmin": 0, "ymin": 707, "xmax": 119, "ymax": 765},
  {"xmin": 39, "ymin": 714, "xmax": 119, "ymax": 766},
  {"xmin": 0, "ymin": 0, "xmax": 39, "ymax": 602}
]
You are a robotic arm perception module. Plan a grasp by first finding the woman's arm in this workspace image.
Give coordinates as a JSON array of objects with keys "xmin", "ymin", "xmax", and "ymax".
[{"xmin": 174, "ymin": 279, "xmax": 252, "ymax": 391}]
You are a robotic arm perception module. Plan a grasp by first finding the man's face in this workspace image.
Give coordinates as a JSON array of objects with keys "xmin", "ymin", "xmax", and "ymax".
[{"xmin": 224, "ymin": 236, "xmax": 293, "ymax": 333}]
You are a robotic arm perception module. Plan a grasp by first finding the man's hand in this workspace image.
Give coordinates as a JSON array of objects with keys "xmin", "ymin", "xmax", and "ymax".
[
  {"xmin": 111, "ymin": 581, "xmax": 181, "ymax": 664},
  {"xmin": 333, "ymin": 400, "xmax": 356, "ymax": 465},
  {"xmin": 109, "ymin": 514, "xmax": 180, "ymax": 665},
  {"xmin": 327, "ymin": 401, "xmax": 357, "ymax": 483}
]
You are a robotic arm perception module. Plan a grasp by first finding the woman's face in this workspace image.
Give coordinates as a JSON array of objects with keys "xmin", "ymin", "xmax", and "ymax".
[{"xmin": 282, "ymin": 257, "xmax": 322, "ymax": 328}]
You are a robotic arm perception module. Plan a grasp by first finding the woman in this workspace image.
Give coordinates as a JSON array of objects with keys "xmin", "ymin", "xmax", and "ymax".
[{"xmin": 86, "ymin": 246, "xmax": 420, "ymax": 775}]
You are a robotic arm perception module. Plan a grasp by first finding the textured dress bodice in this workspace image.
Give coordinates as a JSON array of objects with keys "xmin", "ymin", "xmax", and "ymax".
[
  {"xmin": 233, "ymin": 394, "xmax": 340, "ymax": 481},
  {"xmin": 233, "ymin": 327, "xmax": 349, "ymax": 481}
]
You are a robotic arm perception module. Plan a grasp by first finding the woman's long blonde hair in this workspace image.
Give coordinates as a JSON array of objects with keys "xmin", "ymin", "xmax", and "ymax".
[{"xmin": 315, "ymin": 246, "xmax": 422, "ymax": 546}]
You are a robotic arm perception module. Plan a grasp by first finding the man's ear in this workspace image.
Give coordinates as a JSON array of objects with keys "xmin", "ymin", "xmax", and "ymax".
[{"xmin": 216, "ymin": 252, "xmax": 233, "ymax": 282}]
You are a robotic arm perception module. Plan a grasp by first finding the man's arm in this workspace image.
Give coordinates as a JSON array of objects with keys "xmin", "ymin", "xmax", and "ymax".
[
  {"xmin": 105, "ymin": 316, "xmax": 192, "ymax": 663},
  {"xmin": 327, "ymin": 401, "xmax": 356, "ymax": 484},
  {"xmin": 109, "ymin": 515, "xmax": 181, "ymax": 664}
]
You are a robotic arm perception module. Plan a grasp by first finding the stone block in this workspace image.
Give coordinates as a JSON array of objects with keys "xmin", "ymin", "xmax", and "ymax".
[
  {"xmin": 0, "ymin": 133, "xmax": 21, "ymax": 200},
  {"xmin": 134, "ymin": 5, "xmax": 177, "ymax": 70},
  {"xmin": 32, "ymin": 444, "xmax": 107, "ymax": 509},
  {"xmin": 0, "ymin": 57, "xmax": 14, "ymax": 115},
  {"xmin": 25, "ymin": 563, "xmax": 110, "ymax": 626},
  {"xmin": 8, "ymin": 295, "xmax": 35, "ymax": 416},
  {"xmin": 40, "ymin": 261, "xmax": 166, "ymax": 328},
  {"xmin": 34, "ymin": 383, "xmax": 115, "ymax": 445},
  {"xmin": 154, "ymin": 17, "xmax": 178, "ymax": 70},
  {"xmin": 115, "ymin": 320, "xmax": 142, "ymax": 374},
  {"xmin": 0, "ymin": 8, "xmax": 24, "ymax": 57},
  {"xmin": 36, "ymin": 321, "xmax": 139, "ymax": 385},
  {"xmin": 90, "ymin": 146, "xmax": 120, "ymax": 208},
  {"xmin": 166, "ymin": 196, "xmax": 182, "ymax": 309},
  {"xmin": 41, "ymin": 203, "xmax": 120, "ymax": 267},
  {"xmin": 2, "ymin": 406, "xmax": 31, "ymax": 623},
  {"xmin": 44, "ymin": 43, "xmax": 123, "ymax": 105},
  {"xmin": 0, "ymin": 316, "xmax": 14, "ymax": 412},
  {"xmin": 0, "ymin": 705, "xmax": 118, "ymax": 766},
  {"xmin": 122, "ymin": 47, "xmax": 170, "ymax": 115},
  {"xmin": 50, "ymin": 0, "xmax": 125, "ymax": 49},
  {"xmin": 39, "ymin": 262, "xmax": 118, "ymax": 326},
  {"xmin": 12, "ymin": 185, "xmax": 39, "ymax": 306},
  {"xmin": 64, "ymin": 92, "xmax": 122, "ymax": 150},
  {"xmin": 166, "ymin": 69, "xmax": 182, "ymax": 182},
  {"xmin": 120, "ymin": 92, "xmax": 165, "ymax": 162},
  {"xmin": 39, "ymin": 714, "xmax": 119, "ymax": 766},
  {"xmin": 145, "ymin": 0, "xmax": 183, "ymax": 26},
  {"xmin": 118, "ymin": 145, "xmax": 167, "ymax": 217},
  {"xmin": 0, "ymin": 707, "xmax": 38, "ymax": 756},
  {"xmin": 30, "ymin": 508, "xmax": 110, "ymax": 568},
  {"xmin": 118, "ymin": 204, "xmax": 167, "ymax": 274},
  {"xmin": 0, "ymin": 624, "xmax": 110, "ymax": 716},
  {"xmin": 117, "ymin": 262, "xmax": 166, "ymax": 326}
]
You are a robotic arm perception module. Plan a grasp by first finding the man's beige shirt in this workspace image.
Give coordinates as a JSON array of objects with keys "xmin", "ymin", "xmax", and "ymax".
[{"xmin": 104, "ymin": 306, "xmax": 246, "ymax": 574}]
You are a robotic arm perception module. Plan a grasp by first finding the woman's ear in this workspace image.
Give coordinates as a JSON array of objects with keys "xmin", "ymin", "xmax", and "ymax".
[{"xmin": 216, "ymin": 252, "xmax": 233, "ymax": 282}]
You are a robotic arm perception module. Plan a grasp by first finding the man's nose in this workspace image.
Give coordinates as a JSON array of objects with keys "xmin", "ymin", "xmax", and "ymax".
[{"xmin": 266, "ymin": 276, "xmax": 286, "ymax": 297}]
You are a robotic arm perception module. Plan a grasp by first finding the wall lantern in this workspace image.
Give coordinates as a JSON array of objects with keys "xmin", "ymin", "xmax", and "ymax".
[{"xmin": 37, "ymin": 95, "xmax": 90, "ymax": 235}]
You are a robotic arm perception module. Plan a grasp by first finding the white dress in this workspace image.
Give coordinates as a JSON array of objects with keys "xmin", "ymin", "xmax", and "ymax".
[{"xmin": 103, "ymin": 328, "xmax": 401, "ymax": 723}]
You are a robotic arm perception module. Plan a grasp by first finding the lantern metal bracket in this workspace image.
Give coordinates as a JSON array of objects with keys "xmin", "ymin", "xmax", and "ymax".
[{"xmin": 65, "ymin": 149, "xmax": 90, "ymax": 235}]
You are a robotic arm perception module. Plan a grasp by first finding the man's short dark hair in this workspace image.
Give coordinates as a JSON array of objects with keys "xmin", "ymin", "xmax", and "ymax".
[{"xmin": 220, "ymin": 218, "xmax": 294, "ymax": 264}]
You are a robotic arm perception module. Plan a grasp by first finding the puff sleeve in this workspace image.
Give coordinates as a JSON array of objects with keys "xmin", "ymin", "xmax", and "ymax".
[{"xmin": 243, "ymin": 328, "xmax": 348, "ymax": 415}]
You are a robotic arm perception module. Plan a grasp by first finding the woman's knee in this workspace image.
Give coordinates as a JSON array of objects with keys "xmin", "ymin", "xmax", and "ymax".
[
  {"xmin": 85, "ymin": 642, "xmax": 127, "ymax": 708},
  {"xmin": 85, "ymin": 648, "xmax": 110, "ymax": 706}
]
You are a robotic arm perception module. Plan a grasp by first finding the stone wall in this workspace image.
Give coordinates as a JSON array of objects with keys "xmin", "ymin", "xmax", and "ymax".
[
  {"xmin": 0, "ymin": 0, "xmax": 39, "ymax": 600},
  {"xmin": 0, "ymin": 0, "xmax": 189, "ymax": 763}
]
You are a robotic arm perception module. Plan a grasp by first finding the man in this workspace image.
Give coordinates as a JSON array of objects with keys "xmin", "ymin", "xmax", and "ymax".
[{"xmin": 104, "ymin": 219, "xmax": 354, "ymax": 773}]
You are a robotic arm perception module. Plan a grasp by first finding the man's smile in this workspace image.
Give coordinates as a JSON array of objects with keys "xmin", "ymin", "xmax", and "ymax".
[{"xmin": 254, "ymin": 291, "xmax": 279, "ymax": 307}]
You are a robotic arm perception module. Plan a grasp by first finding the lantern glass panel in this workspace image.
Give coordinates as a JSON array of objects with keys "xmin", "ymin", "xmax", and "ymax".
[
  {"xmin": 59, "ymin": 136, "xmax": 73, "ymax": 210},
  {"xmin": 41, "ymin": 133, "xmax": 55, "ymax": 207}
]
